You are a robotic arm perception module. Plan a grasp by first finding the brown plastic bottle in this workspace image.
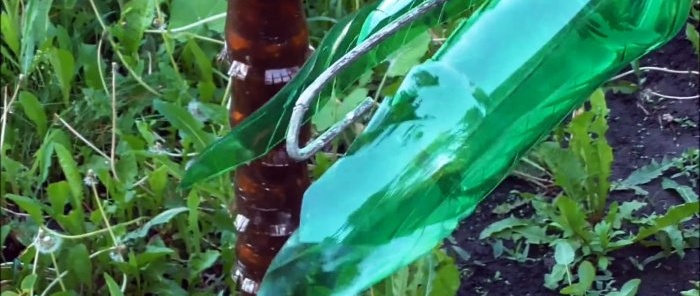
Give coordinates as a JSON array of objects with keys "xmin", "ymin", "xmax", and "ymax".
[{"xmin": 223, "ymin": 1, "xmax": 311, "ymax": 295}]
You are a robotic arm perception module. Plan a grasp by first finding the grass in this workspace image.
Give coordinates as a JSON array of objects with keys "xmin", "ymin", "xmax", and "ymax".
[{"xmin": 1, "ymin": 0, "xmax": 455, "ymax": 295}]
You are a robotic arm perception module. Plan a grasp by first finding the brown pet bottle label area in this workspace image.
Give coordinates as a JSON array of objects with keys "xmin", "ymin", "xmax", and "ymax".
[{"xmin": 228, "ymin": 60, "xmax": 301, "ymax": 85}]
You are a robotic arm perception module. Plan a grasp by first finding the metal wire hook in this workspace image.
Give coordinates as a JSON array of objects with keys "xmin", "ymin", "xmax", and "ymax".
[{"xmin": 285, "ymin": 0, "xmax": 448, "ymax": 161}]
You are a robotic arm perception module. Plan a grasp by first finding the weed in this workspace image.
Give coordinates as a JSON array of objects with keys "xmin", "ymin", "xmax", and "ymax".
[{"xmin": 480, "ymin": 89, "xmax": 699, "ymax": 295}]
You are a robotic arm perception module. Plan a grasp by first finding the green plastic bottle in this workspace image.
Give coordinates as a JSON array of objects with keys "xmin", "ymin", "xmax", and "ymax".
[{"xmin": 258, "ymin": 0, "xmax": 692, "ymax": 295}]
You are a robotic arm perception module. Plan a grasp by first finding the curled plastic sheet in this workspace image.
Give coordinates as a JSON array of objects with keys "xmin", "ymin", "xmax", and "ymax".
[
  {"xmin": 181, "ymin": 0, "xmax": 480, "ymax": 189},
  {"xmin": 258, "ymin": 0, "xmax": 691, "ymax": 295}
]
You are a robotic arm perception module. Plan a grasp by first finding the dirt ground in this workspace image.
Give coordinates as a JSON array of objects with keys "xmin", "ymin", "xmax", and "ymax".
[{"xmin": 452, "ymin": 32, "xmax": 700, "ymax": 296}]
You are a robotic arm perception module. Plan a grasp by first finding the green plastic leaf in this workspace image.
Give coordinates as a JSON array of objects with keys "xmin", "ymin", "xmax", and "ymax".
[
  {"xmin": 259, "ymin": 1, "xmax": 691, "ymax": 294},
  {"xmin": 635, "ymin": 201, "xmax": 699, "ymax": 241},
  {"xmin": 18, "ymin": 91, "xmax": 47, "ymax": 135},
  {"xmin": 662, "ymin": 178, "xmax": 698, "ymax": 203},
  {"xmin": 607, "ymin": 279, "xmax": 641, "ymax": 296},
  {"xmin": 103, "ymin": 273, "xmax": 124, "ymax": 296},
  {"xmin": 181, "ymin": 0, "xmax": 480, "ymax": 189},
  {"xmin": 123, "ymin": 207, "xmax": 188, "ymax": 241}
]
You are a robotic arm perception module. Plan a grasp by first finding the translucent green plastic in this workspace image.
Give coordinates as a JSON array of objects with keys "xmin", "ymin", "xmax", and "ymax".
[
  {"xmin": 180, "ymin": 0, "xmax": 482, "ymax": 189},
  {"xmin": 258, "ymin": 0, "xmax": 691, "ymax": 295}
]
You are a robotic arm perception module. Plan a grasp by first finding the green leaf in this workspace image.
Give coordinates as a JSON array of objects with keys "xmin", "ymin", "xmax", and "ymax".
[
  {"xmin": 115, "ymin": 145, "xmax": 138, "ymax": 185},
  {"xmin": 136, "ymin": 245, "xmax": 175, "ymax": 266},
  {"xmin": 661, "ymin": 226, "xmax": 685, "ymax": 257},
  {"xmin": 49, "ymin": 48, "xmax": 76, "ymax": 104},
  {"xmin": 18, "ymin": 91, "xmax": 48, "ymax": 135},
  {"xmin": 614, "ymin": 200, "xmax": 647, "ymax": 228},
  {"xmin": 147, "ymin": 165, "xmax": 169, "ymax": 196},
  {"xmin": 662, "ymin": 178, "xmax": 698, "ymax": 203},
  {"xmin": 554, "ymin": 240, "xmax": 575, "ymax": 266},
  {"xmin": 560, "ymin": 260, "xmax": 595, "ymax": 295},
  {"xmin": 169, "ymin": 0, "xmax": 226, "ymax": 34},
  {"xmin": 604, "ymin": 80, "xmax": 639, "ymax": 95},
  {"xmin": 311, "ymin": 153, "xmax": 336, "ymax": 180},
  {"xmin": 607, "ymin": 279, "xmax": 641, "ymax": 296},
  {"xmin": 479, "ymin": 216, "xmax": 530, "ymax": 239},
  {"xmin": 19, "ymin": 0, "xmax": 53, "ymax": 74},
  {"xmin": 67, "ymin": 244, "xmax": 92, "ymax": 286},
  {"xmin": 53, "ymin": 144, "xmax": 83, "ymax": 206},
  {"xmin": 20, "ymin": 274, "xmax": 38, "ymax": 292},
  {"xmin": 0, "ymin": 224, "xmax": 12, "ymax": 253},
  {"xmin": 153, "ymin": 99, "xmax": 214, "ymax": 151},
  {"xmin": 313, "ymin": 88, "xmax": 370, "ymax": 131},
  {"xmin": 123, "ymin": 207, "xmax": 189, "ymax": 241},
  {"xmin": 614, "ymin": 157, "xmax": 673, "ymax": 189},
  {"xmin": 635, "ymin": 201, "xmax": 699, "ymax": 241},
  {"xmin": 514, "ymin": 225, "xmax": 551, "ymax": 244},
  {"xmin": 554, "ymin": 195, "xmax": 592, "ymax": 242},
  {"xmin": 544, "ymin": 264, "xmax": 567, "ymax": 290},
  {"xmin": 183, "ymin": 38, "xmax": 214, "ymax": 84},
  {"xmin": 103, "ymin": 273, "xmax": 124, "ymax": 296},
  {"xmin": 110, "ymin": 0, "xmax": 157, "ymax": 56},
  {"xmin": 186, "ymin": 190, "xmax": 202, "ymax": 254},
  {"xmin": 31, "ymin": 130, "xmax": 70, "ymax": 184},
  {"xmin": 47, "ymin": 181, "xmax": 71, "ymax": 216},
  {"xmin": 386, "ymin": 31, "xmax": 431, "ymax": 77},
  {"xmin": 189, "ymin": 250, "xmax": 220, "ymax": 279},
  {"xmin": 429, "ymin": 248, "xmax": 460, "ymax": 296},
  {"xmin": 0, "ymin": 8, "xmax": 20, "ymax": 56},
  {"xmin": 686, "ymin": 23, "xmax": 700, "ymax": 56},
  {"xmin": 538, "ymin": 142, "xmax": 586, "ymax": 202},
  {"xmin": 5, "ymin": 194, "xmax": 44, "ymax": 224}
]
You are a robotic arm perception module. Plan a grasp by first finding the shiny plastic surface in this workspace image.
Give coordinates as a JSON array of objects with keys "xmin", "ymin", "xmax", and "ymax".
[
  {"xmin": 258, "ymin": 0, "xmax": 691, "ymax": 295},
  {"xmin": 181, "ymin": 0, "xmax": 481, "ymax": 189}
]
